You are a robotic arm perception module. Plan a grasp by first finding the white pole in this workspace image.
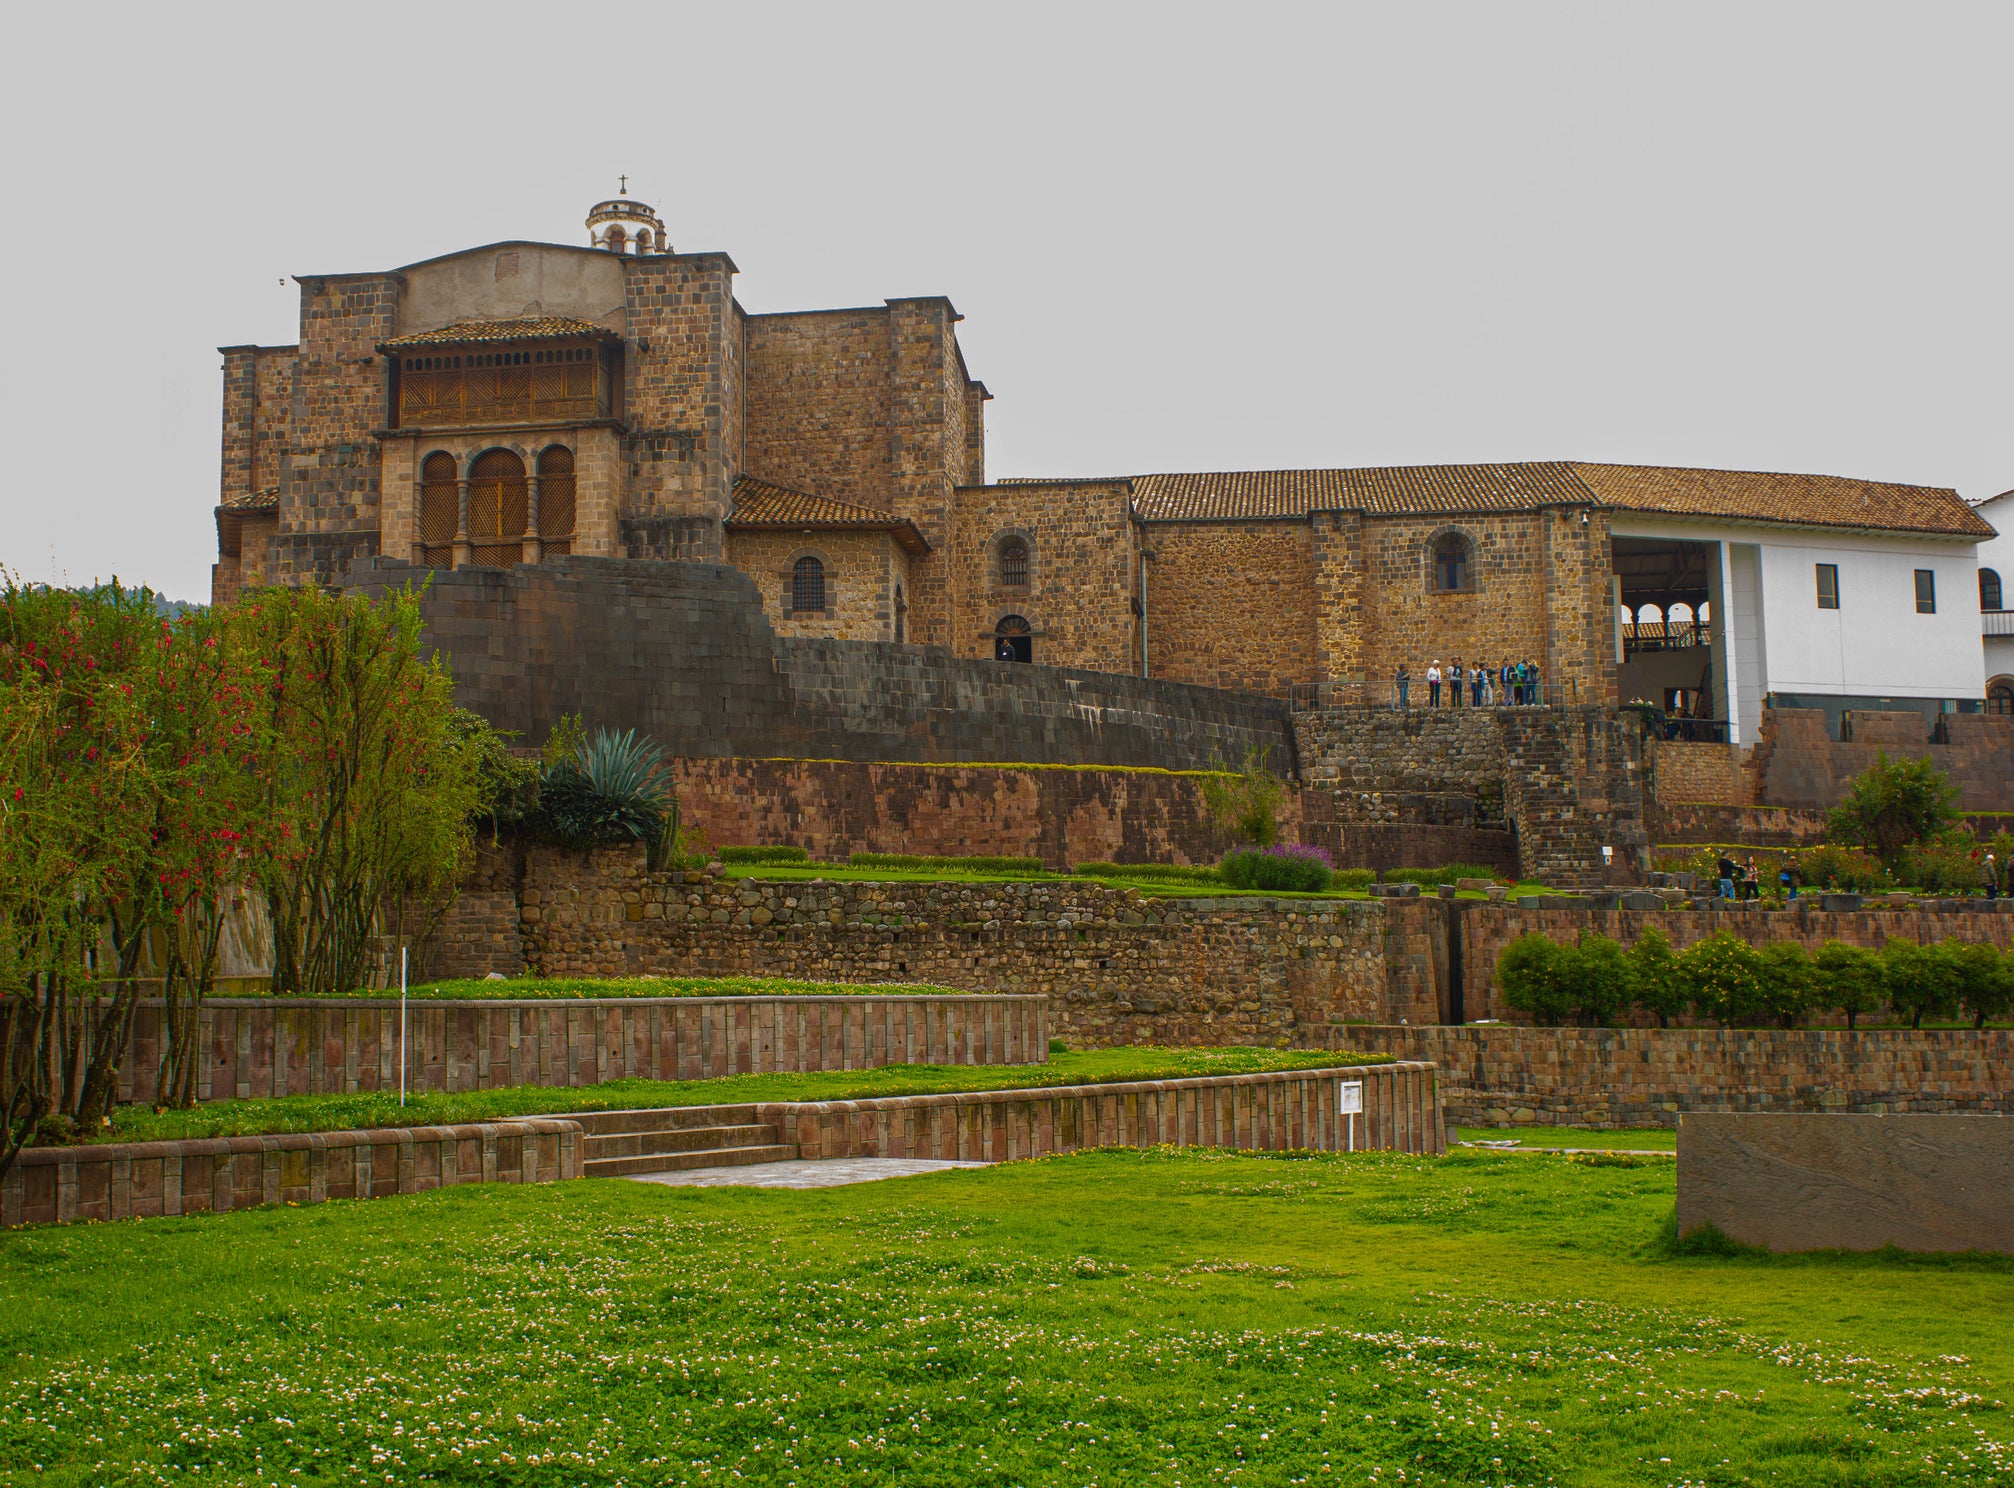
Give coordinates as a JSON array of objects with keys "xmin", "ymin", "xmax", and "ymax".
[{"xmin": 399, "ymin": 946, "xmax": 408, "ymax": 1108}]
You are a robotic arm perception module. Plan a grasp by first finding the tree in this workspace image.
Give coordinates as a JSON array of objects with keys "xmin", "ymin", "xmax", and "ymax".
[
  {"xmin": 1881, "ymin": 939, "xmax": 1961, "ymax": 1030},
  {"xmin": 1680, "ymin": 931, "xmax": 1768, "ymax": 1025},
  {"xmin": 1826, "ymin": 751, "xmax": 1960, "ymax": 870},
  {"xmin": 1951, "ymin": 942, "xmax": 2014, "ymax": 1030},
  {"xmin": 1201, "ymin": 746, "xmax": 1284, "ymax": 848},
  {"xmin": 1624, "ymin": 925, "xmax": 1687, "ymax": 1027},
  {"xmin": 1496, "ymin": 933, "xmax": 1576, "ymax": 1026},
  {"xmin": 1814, "ymin": 940, "xmax": 1883, "ymax": 1029},
  {"xmin": 1566, "ymin": 930, "xmax": 1630, "ymax": 1026},
  {"xmin": 1756, "ymin": 941, "xmax": 1815, "ymax": 1029}
]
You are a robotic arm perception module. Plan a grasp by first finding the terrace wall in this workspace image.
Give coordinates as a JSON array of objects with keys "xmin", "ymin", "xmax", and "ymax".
[
  {"xmin": 0, "ymin": 1118, "xmax": 583, "ymax": 1228},
  {"xmin": 515, "ymin": 850, "xmax": 1397, "ymax": 1046},
  {"xmin": 110, "ymin": 993, "xmax": 1047, "ymax": 1107},
  {"xmin": 1321, "ymin": 1025, "xmax": 2014, "ymax": 1129}
]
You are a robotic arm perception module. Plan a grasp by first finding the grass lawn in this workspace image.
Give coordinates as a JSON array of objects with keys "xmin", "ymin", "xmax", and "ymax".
[
  {"xmin": 4, "ymin": 1149, "xmax": 2008, "ymax": 1486},
  {"xmin": 100, "ymin": 1047, "xmax": 1375, "ymax": 1145},
  {"xmin": 1456, "ymin": 1126, "xmax": 1678, "ymax": 1152},
  {"xmin": 717, "ymin": 863, "xmax": 1548, "ymax": 901}
]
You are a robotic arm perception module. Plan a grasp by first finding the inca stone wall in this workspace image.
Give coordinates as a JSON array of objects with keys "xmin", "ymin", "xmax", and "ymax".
[
  {"xmin": 511, "ymin": 849, "xmax": 1392, "ymax": 1047},
  {"xmin": 1293, "ymin": 707, "xmax": 1649, "ymax": 888},
  {"xmin": 669, "ymin": 757, "xmax": 1281, "ymax": 870},
  {"xmin": 343, "ymin": 554, "xmax": 1295, "ymax": 770},
  {"xmin": 1328, "ymin": 1024, "xmax": 2014, "ymax": 1129}
]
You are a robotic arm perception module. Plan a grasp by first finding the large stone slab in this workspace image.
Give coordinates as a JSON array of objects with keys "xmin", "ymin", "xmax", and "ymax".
[{"xmin": 1677, "ymin": 1112, "xmax": 2014, "ymax": 1253}]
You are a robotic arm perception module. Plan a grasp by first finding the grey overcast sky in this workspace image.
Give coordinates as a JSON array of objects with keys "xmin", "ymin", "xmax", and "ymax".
[{"xmin": 4, "ymin": 2, "xmax": 2011, "ymax": 601}]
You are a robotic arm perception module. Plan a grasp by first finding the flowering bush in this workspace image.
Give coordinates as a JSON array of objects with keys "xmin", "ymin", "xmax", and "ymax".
[{"xmin": 1219, "ymin": 842, "xmax": 1333, "ymax": 893}]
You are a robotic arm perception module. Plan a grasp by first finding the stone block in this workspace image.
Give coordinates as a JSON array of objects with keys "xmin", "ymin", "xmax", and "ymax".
[{"xmin": 1678, "ymin": 1112, "xmax": 2014, "ymax": 1254}]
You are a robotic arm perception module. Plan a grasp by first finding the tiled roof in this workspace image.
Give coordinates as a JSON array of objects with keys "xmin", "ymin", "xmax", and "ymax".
[
  {"xmin": 219, "ymin": 487, "xmax": 280, "ymax": 512},
  {"xmin": 379, "ymin": 315, "xmax": 618, "ymax": 351},
  {"xmin": 1130, "ymin": 463, "xmax": 1590, "ymax": 521},
  {"xmin": 1572, "ymin": 463, "xmax": 1993, "ymax": 540},
  {"xmin": 727, "ymin": 475, "xmax": 931, "ymax": 554}
]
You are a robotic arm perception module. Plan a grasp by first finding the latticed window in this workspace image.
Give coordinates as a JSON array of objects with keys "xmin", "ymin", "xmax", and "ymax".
[
  {"xmin": 537, "ymin": 446, "xmax": 575, "ymax": 555},
  {"xmin": 396, "ymin": 343, "xmax": 606, "ymax": 428},
  {"xmin": 467, "ymin": 449, "xmax": 528, "ymax": 567},
  {"xmin": 792, "ymin": 556, "xmax": 826, "ymax": 613},
  {"xmin": 1431, "ymin": 533, "xmax": 1473, "ymax": 592},
  {"xmin": 998, "ymin": 536, "xmax": 1029, "ymax": 588},
  {"xmin": 419, "ymin": 452, "xmax": 459, "ymax": 568},
  {"xmin": 1991, "ymin": 681, "xmax": 2014, "ymax": 717}
]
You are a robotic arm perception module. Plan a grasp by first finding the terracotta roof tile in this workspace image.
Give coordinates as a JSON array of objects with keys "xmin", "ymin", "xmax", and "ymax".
[
  {"xmin": 219, "ymin": 487, "xmax": 280, "ymax": 512},
  {"xmin": 379, "ymin": 315, "xmax": 618, "ymax": 351},
  {"xmin": 728, "ymin": 475, "xmax": 931, "ymax": 554},
  {"xmin": 1573, "ymin": 462, "xmax": 1994, "ymax": 539},
  {"xmin": 1130, "ymin": 463, "xmax": 1589, "ymax": 521}
]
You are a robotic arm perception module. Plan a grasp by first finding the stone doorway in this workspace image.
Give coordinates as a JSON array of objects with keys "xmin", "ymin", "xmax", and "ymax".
[{"xmin": 995, "ymin": 614, "xmax": 1032, "ymax": 663}]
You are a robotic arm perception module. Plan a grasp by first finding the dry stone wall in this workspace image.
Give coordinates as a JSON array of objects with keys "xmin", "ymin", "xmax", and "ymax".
[
  {"xmin": 516, "ymin": 849, "xmax": 1391, "ymax": 1046},
  {"xmin": 1329, "ymin": 1024, "xmax": 2014, "ymax": 1129}
]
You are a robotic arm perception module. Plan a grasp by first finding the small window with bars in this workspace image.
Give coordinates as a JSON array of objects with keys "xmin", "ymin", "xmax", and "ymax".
[
  {"xmin": 1815, "ymin": 563, "xmax": 1839, "ymax": 610},
  {"xmin": 791, "ymin": 556, "xmax": 827, "ymax": 614},
  {"xmin": 998, "ymin": 535, "xmax": 1030, "ymax": 588}
]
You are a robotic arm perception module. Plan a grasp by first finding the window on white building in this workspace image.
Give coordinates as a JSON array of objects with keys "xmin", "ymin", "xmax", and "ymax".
[
  {"xmin": 1914, "ymin": 569, "xmax": 1936, "ymax": 614},
  {"xmin": 1982, "ymin": 568, "xmax": 2004, "ymax": 613},
  {"xmin": 1815, "ymin": 563, "xmax": 1839, "ymax": 610}
]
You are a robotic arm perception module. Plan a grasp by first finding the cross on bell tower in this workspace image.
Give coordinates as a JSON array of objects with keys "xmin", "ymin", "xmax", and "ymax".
[{"xmin": 586, "ymin": 179, "xmax": 666, "ymax": 255}]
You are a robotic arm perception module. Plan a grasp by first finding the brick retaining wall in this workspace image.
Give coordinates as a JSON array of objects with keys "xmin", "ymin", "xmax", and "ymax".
[
  {"xmin": 1321, "ymin": 1025, "xmax": 2014, "ymax": 1129},
  {"xmin": 113, "ymin": 993, "xmax": 1047, "ymax": 1106},
  {"xmin": 762, "ymin": 1061, "xmax": 1442, "ymax": 1161},
  {"xmin": 0, "ymin": 1118, "xmax": 583, "ymax": 1228},
  {"xmin": 517, "ymin": 849, "xmax": 1393, "ymax": 1045}
]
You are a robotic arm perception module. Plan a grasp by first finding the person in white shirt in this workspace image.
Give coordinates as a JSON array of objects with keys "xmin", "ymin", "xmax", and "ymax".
[{"xmin": 1426, "ymin": 661, "xmax": 1442, "ymax": 708}]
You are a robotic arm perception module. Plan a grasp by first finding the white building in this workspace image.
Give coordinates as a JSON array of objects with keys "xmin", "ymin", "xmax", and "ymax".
[
  {"xmin": 1975, "ymin": 488, "xmax": 2014, "ymax": 715},
  {"xmin": 1596, "ymin": 465, "xmax": 1994, "ymax": 744}
]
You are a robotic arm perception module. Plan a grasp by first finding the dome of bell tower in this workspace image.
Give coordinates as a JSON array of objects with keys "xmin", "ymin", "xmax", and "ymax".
[{"xmin": 586, "ymin": 178, "xmax": 668, "ymax": 255}]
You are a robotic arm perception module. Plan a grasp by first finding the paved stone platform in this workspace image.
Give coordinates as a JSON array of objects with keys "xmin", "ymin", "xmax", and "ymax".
[{"xmin": 627, "ymin": 1158, "xmax": 991, "ymax": 1190}]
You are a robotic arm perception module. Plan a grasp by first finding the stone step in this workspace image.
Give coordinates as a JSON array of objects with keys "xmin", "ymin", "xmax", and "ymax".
[
  {"xmin": 584, "ymin": 1123, "xmax": 780, "ymax": 1161},
  {"xmin": 585, "ymin": 1144, "xmax": 798, "ymax": 1179},
  {"xmin": 561, "ymin": 1105, "xmax": 760, "ymax": 1136}
]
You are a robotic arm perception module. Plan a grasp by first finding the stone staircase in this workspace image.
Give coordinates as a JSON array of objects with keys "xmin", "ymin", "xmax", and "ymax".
[{"xmin": 568, "ymin": 1105, "xmax": 798, "ymax": 1179}]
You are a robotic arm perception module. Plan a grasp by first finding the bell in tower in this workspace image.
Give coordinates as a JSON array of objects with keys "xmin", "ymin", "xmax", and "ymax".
[{"xmin": 586, "ymin": 178, "xmax": 668, "ymax": 255}]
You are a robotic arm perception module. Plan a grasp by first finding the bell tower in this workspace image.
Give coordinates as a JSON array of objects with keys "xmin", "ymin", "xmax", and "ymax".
[{"xmin": 586, "ymin": 178, "xmax": 668, "ymax": 256}]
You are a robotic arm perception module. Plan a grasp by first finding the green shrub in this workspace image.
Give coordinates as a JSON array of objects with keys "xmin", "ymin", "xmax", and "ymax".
[
  {"xmin": 1791, "ymin": 843, "xmax": 1890, "ymax": 894},
  {"xmin": 1071, "ymin": 861, "xmax": 1222, "ymax": 884},
  {"xmin": 1624, "ymin": 924, "xmax": 1686, "ymax": 1027},
  {"xmin": 1898, "ymin": 836, "xmax": 1989, "ymax": 895},
  {"xmin": 1881, "ymin": 939, "xmax": 1961, "ymax": 1029},
  {"xmin": 718, "ymin": 845, "xmax": 812, "ymax": 865},
  {"xmin": 849, "ymin": 852, "xmax": 1045, "ymax": 875},
  {"xmin": 533, "ymin": 728, "xmax": 678, "ymax": 868},
  {"xmin": 1756, "ymin": 940, "xmax": 1815, "ymax": 1028},
  {"xmin": 1680, "ymin": 931, "xmax": 1768, "ymax": 1025},
  {"xmin": 1496, "ymin": 933, "xmax": 1576, "ymax": 1026},
  {"xmin": 1330, "ymin": 868, "xmax": 1377, "ymax": 892},
  {"xmin": 1951, "ymin": 942, "xmax": 2014, "ymax": 1029},
  {"xmin": 1826, "ymin": 750, "xmax": 1960, "ymax": 868},
  {"xmin": 1814, "ymin": 940, "xmax": 1884, "ymax": 1029},
  {"xmin": 1218, "ymin": 845, "xmax": 1333, "ymax": 893},
  {"xmin": 1567, "ymin": 932, "xmax": 1630, "ymax": 1026},
  {"xmin": 1200, "ymin": 746, "xmax": 1285, "ymax": 847}
]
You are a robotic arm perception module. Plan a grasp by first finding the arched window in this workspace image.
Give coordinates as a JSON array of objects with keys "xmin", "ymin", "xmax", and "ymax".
[
  {"xmin": 1983, "ymin": 568, "xmax": 2005, "ymax": 613},
  {"xmin": 792, "ymin": 555, "xmax": 826, "ymax": 614},
  {"xmin": 467, "ymin": 449, "xmax": 528, "ymax": 567},
  {"xmin": 419, "ymin": 452, "xmax": 458, "ymax": 568},
  {"xmin": 998, "ymin": 535, "xmax": 1030, "ymax": 588},
  {"xmin": 1991, "ymin": 680, "xmax": 2014, "ymax": 717},
  {"xmin": 635, "ymin": 229, "xmax": 653, "ymax": 252},
  {"xmin": 995, "ymin": 613, "xmax": 1032, "ymax": 663},
  {"xmin": 1430, "ymin": 532, "xmax": 1474, "ymax": 592},
  {"xmin": 536, "ymin": 446, "xmax": 575, "ymax": 555},
  {"xmin": 605, "ymin": 225, "xmax": 627, "ymax": 254}
]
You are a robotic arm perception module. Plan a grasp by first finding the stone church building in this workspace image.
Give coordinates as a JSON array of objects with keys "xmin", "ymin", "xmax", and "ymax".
[{"xmin": 215, "ymin": 189, "xmax": 1995, "ymax": 738}]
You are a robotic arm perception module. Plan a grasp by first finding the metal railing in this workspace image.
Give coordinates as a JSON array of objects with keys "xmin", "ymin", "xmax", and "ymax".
[
  {"xmin": 1985, "ymin": 610, "xmax": 2014, "ymax": 637},
  {"xmin": 1289, "ymin": 677, "xmax": 1582, "ymax": 711}
]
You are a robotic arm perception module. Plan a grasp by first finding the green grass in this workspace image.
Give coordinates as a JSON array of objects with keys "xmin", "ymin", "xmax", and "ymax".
[
  {"xmin": 1457, "ymin": 1125, "xmax": 1679, "ymax": 1151},
  {"xmin": 717, "ymin": 863, "xmax": 1548, "ymax": 900},
  {"xmin": 98, "ymin": 1047, "xmax": 1374, "ymax": 1145},
  {"xmin": 5, "ymin": 1149, "xmax": 2010, "ymax": 1485},
  {"xmin": 205, "ymin": 974, "xmax": 975, "ymax": 1002}
]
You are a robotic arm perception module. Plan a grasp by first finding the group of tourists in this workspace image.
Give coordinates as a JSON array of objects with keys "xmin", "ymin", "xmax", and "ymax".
[
  {"xmin": 1713, "ymin": 851, "xmax": 2006, "ymax": 901},
  {"xmin": 1391, "ymin": 658, "xmax": 1545, "ymax": 710}
]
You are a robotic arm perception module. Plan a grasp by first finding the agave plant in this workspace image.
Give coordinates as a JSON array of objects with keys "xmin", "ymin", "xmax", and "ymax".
[{"xmin": 535, "ymin": 728, "xmax": 679, "ymax": 865}]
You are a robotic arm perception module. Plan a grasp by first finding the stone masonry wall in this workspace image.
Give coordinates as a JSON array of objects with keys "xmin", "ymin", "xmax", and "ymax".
[
  {"xmin": 950, "ymin": 481, "xmax": 1140, "ymax": 673},
  {"xmin": 727, "ymin": 528, "xmax": 902, "ymax": 642},
  {"xmin": 1753, "ymin": 708, "xmax": 2014, "ymax": 811},
  {"xmin": 343, "ymin": 554, "xmax": 1296, "ymax": 771},
  {"xmin": 516, "ymin": 848, "xmax": 1391, "ymax": 1047},
  {"xmin": 1330, "ymin": 1024, "xmax": 2014, "ymax": 1129},
  {"xmin": 1145, "ymin": 521, "xmax": 1318, "ymax": 697},
  {"xmin": 669, "ymin": 757, "xmax": 1279, "ymax": 870}
]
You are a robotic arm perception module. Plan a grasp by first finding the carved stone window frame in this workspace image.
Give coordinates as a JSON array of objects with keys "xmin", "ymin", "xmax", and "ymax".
[{"xmin": 1426, "ymin": 525, "xmax": 1479, "ymax": 595}]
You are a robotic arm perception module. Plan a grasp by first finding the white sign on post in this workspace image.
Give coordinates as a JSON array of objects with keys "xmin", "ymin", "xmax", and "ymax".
[{"xmin": 1339, "ymin": 1080, "xmax": 1364, "ymax": 1153}]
